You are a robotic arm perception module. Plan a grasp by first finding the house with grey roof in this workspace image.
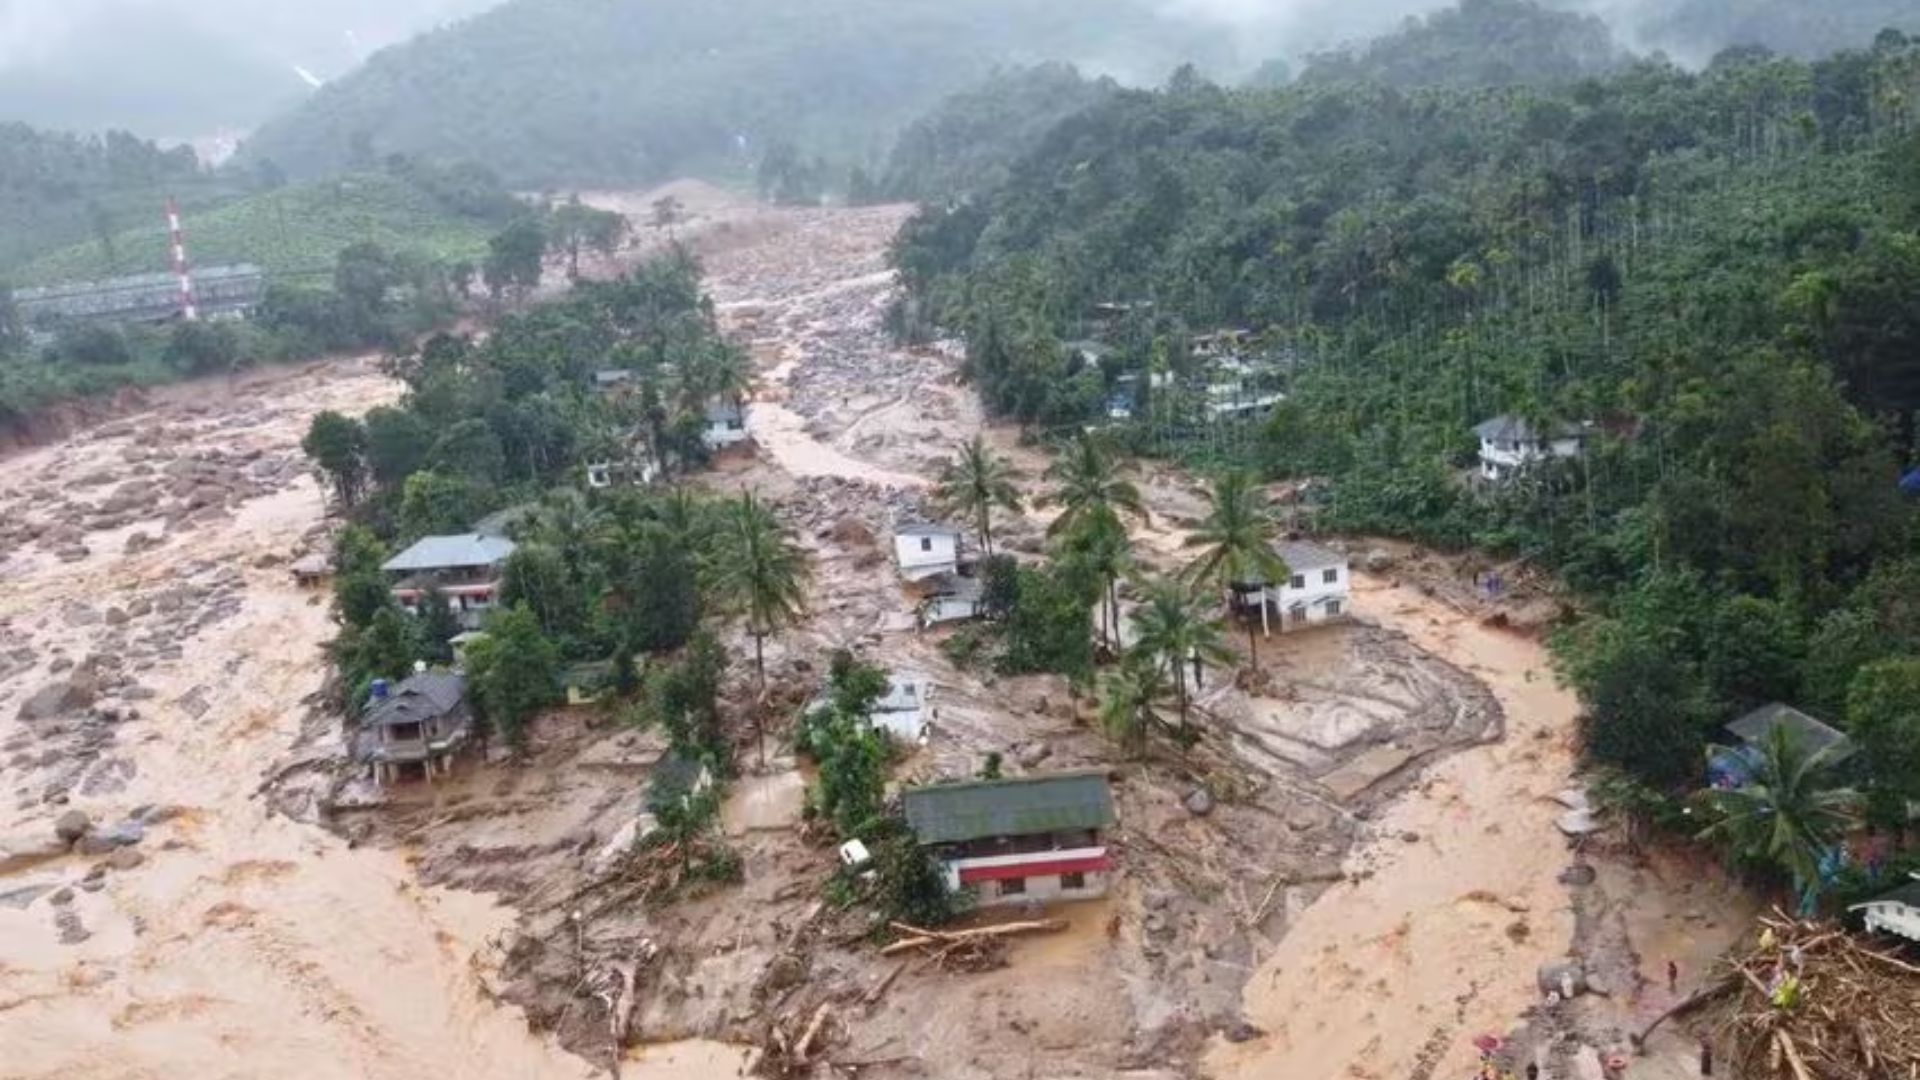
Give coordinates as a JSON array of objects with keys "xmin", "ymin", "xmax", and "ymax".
[
  {"xmin": 920, "ymin": 573, "xmax": 985, "ymax": 628},
  {"xmin": 1474, "ymin": 414, "xmax": 1591, "ymax": 483},
  {"xmin": 381, "ymin": 534, "xmax": 516, "ymax": 630},
  {"xmin": 1725, "ymin": 703, "xmax": 1852, "ymax": 759},
  {"xmin": 356, "ymin": 672, "xmax": 472, "ymax": 784},
  {"xmin": 902, "ymin": 771, "xmax": 1116, "ymax": 908}
]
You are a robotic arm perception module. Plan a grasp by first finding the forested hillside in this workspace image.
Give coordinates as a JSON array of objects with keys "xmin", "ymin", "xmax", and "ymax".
[
  {"xmin": 892, "ymin": 18, "xmax": 1920, "ymax": 821},
  {"xmin": 0, "ymin": 123, "xmax": 240, "ymax": 275},
  {"xmin": 1301, "ymin": 0, "xmax": 1623, "ymax": 88},
  {"xmin": 236, "ymin": 0, "xmax": 1233, "ymax": 188},
  {"xmin": 876, "ymin": 65, "xmax": 1121, "ymax": 203}
]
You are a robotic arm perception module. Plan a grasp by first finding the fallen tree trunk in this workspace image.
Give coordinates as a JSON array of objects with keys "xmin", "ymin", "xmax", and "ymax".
[{"xmin": 879, "ymin": 919, "xmax": 1067, "ymax": 955}]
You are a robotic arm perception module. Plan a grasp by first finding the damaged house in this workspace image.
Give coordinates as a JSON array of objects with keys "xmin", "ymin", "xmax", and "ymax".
[
  {"xmin": 357, "ymin": 672, "xmax": 473, "ymax": 785},
  {"xmin": 902, "ymin": 771, "xmax": 1116, "ymax": 908}
]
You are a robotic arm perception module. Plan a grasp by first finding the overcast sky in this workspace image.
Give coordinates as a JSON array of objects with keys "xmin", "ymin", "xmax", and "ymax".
[{"xmin": 0, "ymin": 0, "xmax": 493, "ymax": 75}]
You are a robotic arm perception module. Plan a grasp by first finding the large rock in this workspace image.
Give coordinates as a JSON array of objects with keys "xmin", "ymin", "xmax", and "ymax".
[
  {"xmin": 19, "ymin": 678, "xmax": 96, "ymax": 722},
  {"xmin": 1537, "ymin": 960, "xmax": 1587, "ymax": 998},
  {"xmin": 0, "ymin": 832, "xmax": 71, "ymax": 874},
  {"xmin": 53, "ymin": 809, "xmax": 93, "ymax": 844},
  {"xmin": 1183, "ymin": 787, "xmax": 1216, "ymax": 816}
]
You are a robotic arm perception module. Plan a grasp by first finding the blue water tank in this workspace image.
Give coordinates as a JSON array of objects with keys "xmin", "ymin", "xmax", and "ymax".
[{"xmin": 370, "ymin": 679, "xmax": 390, "ymax": 702}]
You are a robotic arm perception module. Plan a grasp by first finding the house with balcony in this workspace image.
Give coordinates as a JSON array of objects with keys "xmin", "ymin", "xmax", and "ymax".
[
  {"xmin": 382, "ymin": 533, "xmax": 516, "ymax": 631},
  {"xmin": 893, "ymin": 523, "xmax": 964, "ymax": 583},
  {"xmin": 1473, "ymin": 415, "xmax": 1591, "ymax": 483},
  {"xmin": 703, "ymin": 399, "xmax": 750, "ymax": 450},
  {"xmin": 902, "ymin": 771, "xmax": 1115, "ymax": 908},
  {"xmin": 356, "ymin": 672, "xmax": 472, "ymax": 785}
]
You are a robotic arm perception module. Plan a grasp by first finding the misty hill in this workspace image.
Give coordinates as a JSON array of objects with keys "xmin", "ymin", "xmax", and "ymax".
[
  {"xmin": 1301, "ymin": 0, "xmax": 1623, "ymax": 88},
  {"xmin": 1631, "ymin": 0, "xmax": 1920, "ymax": 63},
  {"xmin": 237, "ymin": 0, "xmax": 1233, "ymax": 187},
  {"xmin": 877, "ymin": 65, "xmax": 1122, "ymax": 203},
  {"xmin": 0, "ymin": 0, "xmax": 498, "ymax": 140}
]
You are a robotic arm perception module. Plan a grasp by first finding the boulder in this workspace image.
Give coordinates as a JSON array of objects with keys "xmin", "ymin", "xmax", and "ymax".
[
  {"xmin": 1183, "ymin": 787, "xmax": 1215, "ymax": 817},
  {"xmin": 104, "ymin": 607, "xmax": 130, "ymax": 627},
  {"xmin": 54, "ymin": 809, "xmax": 93, "ymax": 844},
  {"xmin": 98, "ymin": 820, "xmax": 145, "ymax": 848},
  {"xmin": 106, "ymin": 847, "xmax": 146, "ymax": 871},
  {"xmin": 20, "ymin": 679, "xmax": 97, "ymax": 722},
  {"xmin": 0, "ymin": 832, "xmax": 71, "ymax": 874},
  {"xmin": 1363, "ymin": 549, "xmax": 1396, "ymax": 573},
  {"xmin": 1015, "ymin": 741, "xmax": 1052, "ymax": 769}
]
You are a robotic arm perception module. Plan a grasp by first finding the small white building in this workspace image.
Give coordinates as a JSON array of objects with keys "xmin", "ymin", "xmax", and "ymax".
[
  {"xmin": 872, "ymin": 672, "xmax": 934, "ymax": 743},
  {"xmin": 1851, "ymin": 879, "xmax": 1920, "ymax": 944},
  {"xmin": 1233, "ymin": 539, "xmax": 1351, "ymax": 635},
  {"xmin": 894, "ymin": 524, "xmax": 963, "ymax": 583},
  {"xmin": 382, "ymin": 534, "xmax": 517, "ymax": 630},
  {"xmin": 702, "ymin": 399, "xmax": 749, "ymax": 450},
  {"xmin": 586, "ymin": 454, "xmax": 661, "ymax": 489},
  {"xmin": 1474, "ymin": 415, "xmax": 1590, "ymax": 483}
]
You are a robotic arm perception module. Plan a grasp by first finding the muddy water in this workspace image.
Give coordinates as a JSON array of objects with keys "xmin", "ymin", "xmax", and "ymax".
[
  {"xmin": 747, "ymin": 358, "xmax": 927, "ymax": 489},
  {"xmin": 1209, "ymin": 572, "xmax": 1578, "ymax": 1080},
  {"xmin": 0, "ymin": 365, "xmax": 607, "ymax": 1080}
]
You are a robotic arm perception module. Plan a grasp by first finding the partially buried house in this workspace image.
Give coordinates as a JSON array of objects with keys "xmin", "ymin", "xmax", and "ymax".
[
  {"xmin": 902, "ymin": 771, "xmax": 1116, "ymax": 907},
  {"xmin": 357, "ymin": 671, "xmax": 473, "ymax": 785}
]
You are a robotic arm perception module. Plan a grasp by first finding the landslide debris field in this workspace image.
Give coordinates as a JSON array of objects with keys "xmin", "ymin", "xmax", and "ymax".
[{"xmin": 0, "ymin": 186, "xmax": 1717, "ymax": 1080}]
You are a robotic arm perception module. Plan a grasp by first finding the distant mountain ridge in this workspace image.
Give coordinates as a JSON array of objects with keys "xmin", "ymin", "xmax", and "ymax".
[{"xmin": 236, "ymin": 0, "xmax": 1237, "ymax": 187}]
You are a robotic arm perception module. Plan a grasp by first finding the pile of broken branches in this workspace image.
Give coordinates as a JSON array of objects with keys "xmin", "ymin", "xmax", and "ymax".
[
  {"xmin": 878, "ymin": 919, "xmax": 1066, "ymax": 972},
  {"xmin": 1695, "ymin": 912, "xmax": 1920, "ymax": 1078}
]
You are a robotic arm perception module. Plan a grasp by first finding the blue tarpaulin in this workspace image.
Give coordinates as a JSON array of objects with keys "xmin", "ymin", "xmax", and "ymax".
[{"xmin": 1901, "ymin": 468, "xmax": 1920, "ymax": 496}]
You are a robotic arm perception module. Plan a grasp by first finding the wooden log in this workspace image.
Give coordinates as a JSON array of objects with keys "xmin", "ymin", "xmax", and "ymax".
[
  {"xmin": 794, "ymin": 1003, "xmax": 833, "ymax": 1065},
  {"xmin": 1776, "ymin": 1031, "xmax": 1814, "ymax": 1080},
  {"xmin": 862, "ymin": 960, "xmax": 908, "ymax": 1006},
  {"xmin": 886, "ymin": 918, "xmax": 1067, "ymax": 943}
]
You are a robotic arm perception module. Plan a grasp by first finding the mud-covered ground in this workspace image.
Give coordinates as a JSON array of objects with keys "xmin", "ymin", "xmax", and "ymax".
[{"xmin": 0, "ymin": 185, "xmax": 1735, "ymax": 1080}]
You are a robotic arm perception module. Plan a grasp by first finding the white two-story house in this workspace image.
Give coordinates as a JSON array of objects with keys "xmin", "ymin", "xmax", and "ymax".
[
  {"xmin": 382, "ymin": 534, "xmax": 516, "ymax": 630},
  {"xmin": 1265, "ymin": 539, "xmax": 1351, "ymax": 631},
  {"xmin": 1474, "ymin": 415, "xmax": 1590, "ymax": 483}
]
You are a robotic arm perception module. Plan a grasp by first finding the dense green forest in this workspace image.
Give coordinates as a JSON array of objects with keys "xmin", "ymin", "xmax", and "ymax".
[
  {"xmin": 875, "ymin": 65, "xmax": 1121, "ymax": 203},
  {"xmin": 1300, "ymin": 0, "xmax": 1624, "ymax": 88},
  {"xmin": 236, "ymin": 0, "xmax": 1236, "ymax": 188},
  {"xmin": 0, "ymin": 123, "xmax": 236, "ymax": 274},
  {"xmin": 891, "ymin": 16, "xmax": 1920, "ymax": 863}
]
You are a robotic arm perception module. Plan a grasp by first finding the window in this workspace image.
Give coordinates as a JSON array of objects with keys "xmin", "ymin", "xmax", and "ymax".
[
  {"xmin": 1061, "ymin": 871, "xmax": 1086, "ymax": 890},
  {"xmin": 1326, "ymin": 600, "xmax": 1343, "ymax": 617},
  {"xmin": 998, "ymin": 877, "xmax": 1026, "ymax": 896},
  {"xmin": 1290, "ymin": 574, "xmax": 1306, "ymax": 590},
  {"xmin": 920, "ymin": 537, "xmax": 933, "ymax": 552},
  {"xmin": 388, "ymin": 722, "xmax": 423, "ymax": 743},
  {"xmin": 1323, "ymin": 568, "xmax": 1339, "ymax": 585}
]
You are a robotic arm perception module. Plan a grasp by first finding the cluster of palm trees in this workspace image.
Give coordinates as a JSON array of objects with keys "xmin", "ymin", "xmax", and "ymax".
[{"xmin": 935, "ymin": 432, "xmax": 1292, "ymax": 761}]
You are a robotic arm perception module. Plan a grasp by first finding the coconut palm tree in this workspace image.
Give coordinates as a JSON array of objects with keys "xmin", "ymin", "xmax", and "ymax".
[
  {"xmin": 716, "ymin": 490, "xmax": 810, "ymax": 686},
  {"xmin": 1056, "ymin": 508, "xmax": 1135, "ymax": 657},
  {"xmin": 934, "ymin": 436, "xmax": 1022, "ymax": 559},
  {"xmin": 714, "ymin": 490, "xmax": 810, "ymax": 763},
  {"xmin": 1695, "ymin": 723, "xmax": 1860, "ymax": 902},
  {"xmin": 1130, "ymin": 577, "xmax": 1233, "ymax": 736},
  {"xmin": 1097, "ymin": 651, "xmax": 1169, "ymax": 760},
  {"xmin": 1184, "ymin": 469, "xmax": 1287, "ymax": 669},
  {"xmin": 1041, "ymin": 433, "xmax": 1146, "ymax": 538}
]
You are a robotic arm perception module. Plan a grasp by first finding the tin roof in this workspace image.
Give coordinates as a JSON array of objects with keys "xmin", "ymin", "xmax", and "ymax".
[
  {"xmin": 1854, "ymin": 880, "xmax": 1920, "ymax": 911},
  {"xmin": 902, "ymin": 771, "xmax": 1114, "ymax": 845},
  {"xmin": 362, "ymin": 672, "xmax": 466, "ymax": 730},
  {"xmin": 1273, "ymin": 539, "xmax": 1344, "ymax": 574},
  {"xmin": 1725, "ymin": 703, "xmax": 1850, "ymax": 757},
  {"xmin": 382, "ymin": 534, "xmax": 516, "ymax": 573}
]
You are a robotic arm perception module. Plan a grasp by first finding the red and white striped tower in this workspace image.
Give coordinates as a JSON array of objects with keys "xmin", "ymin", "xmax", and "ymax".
[{"xmin": 166, "ymin": 197, "xmax": 198, "ymax": 321}]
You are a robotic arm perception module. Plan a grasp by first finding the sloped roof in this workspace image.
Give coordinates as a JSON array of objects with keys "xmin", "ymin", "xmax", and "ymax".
[
  {"xmin": 896, "ymin": 523, "xmax": 961, "ymax": 538},
  {"xmin": 1855, "ymin": 880, "xmax": 1920, "ymax": 911},
  {"xmin": 363, "ymin": 672, "xmax": 466, "ymax": 730},
  {"xmin": 1726, "ymin": 703, "xmax": 1850, "ymax": 757},
  {"xmin": 382, "ymin": 534, "xmax": 516, "ymax": 573},
  {"xmin": 1274, "ymin": 539, "xmax": 1344, "ymax": 574},
  {"xmin": 1474, "ymin": 415, "xmax": 1589, "ymax": 442},
  {"xmin": 903, "ymin": 771, "xmax": 1114, "ymax": 845}
]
